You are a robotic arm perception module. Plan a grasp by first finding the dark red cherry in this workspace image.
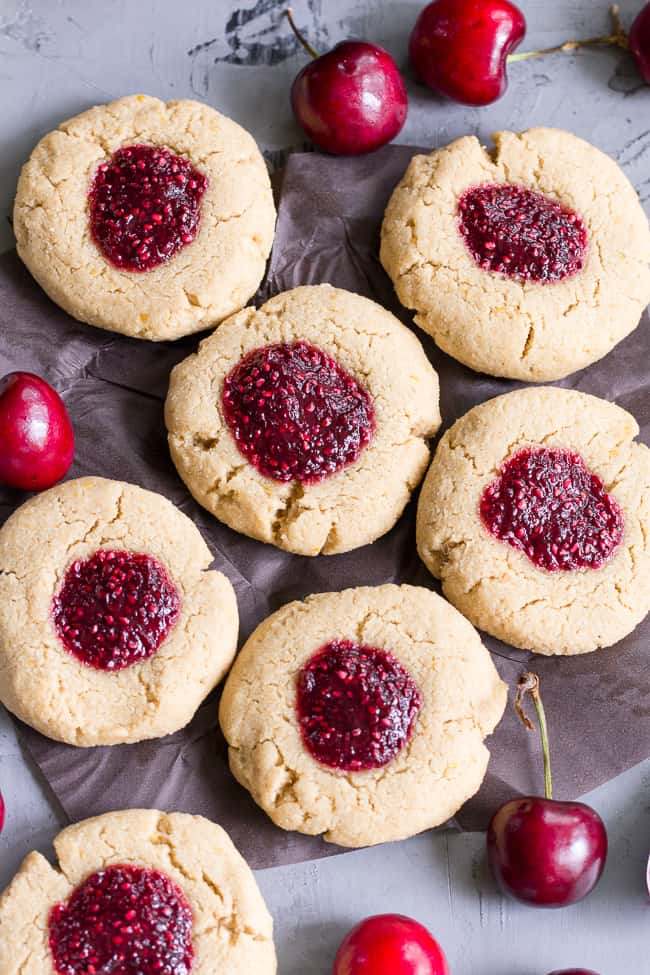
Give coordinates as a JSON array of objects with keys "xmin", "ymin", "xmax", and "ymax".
[
  {"xmin": 0, "ymin": 791, "xmax": 5, "ymax": 834},
  {"xmin": 0, "ymin": 372, "xmax": 74, "ymax": 491},
  {"xmin": 409, "ymin": 0, "xmax": 526, "ymax": 106},
  {"xmin": 488, "ymin": 796, "xmax": 608, "ymax": 908},
  {"xmin": 629, "ymin": 2, "xmax": 650, "ymax": 82},
  {"xmin": 487, "ymin": 674, "xmax": 607, "ymax": 908},
  {"xmin": 333, "ymin": 914, "xmax": 450, "ymax": 975},
  {"xmin": 287, "ymin": 11, "xmax": 407, "ymax": 155},
  {"xmin": 547, "ymin": 970, "xmax": 602, "ymax": 975}
]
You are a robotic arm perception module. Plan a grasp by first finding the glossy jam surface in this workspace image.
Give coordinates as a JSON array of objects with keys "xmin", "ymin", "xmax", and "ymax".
[
  {"xmin": 480, "ymin": 446, "xmax": 623, "ymax": 571},
  {"xmin": 296, "ymin": 640, "xmax": 421, "ymax": 771},
  {"xmin": 222, "ymin": 341, "xmax": 375, "ymax": 483},
  {"xmin": 458, "ymin": 183, "xmax": 588, "ymax": 283},
  {"xmin": 49, "ymin": 864, "xmax": 194, "ymax": 975},
  {"xmin": 52, "ymin": 550, "xmax": 180, "ymax": 671},
  {"xmin": 89, "ymin": 145, "xmax": 208, "ymax": 272}
]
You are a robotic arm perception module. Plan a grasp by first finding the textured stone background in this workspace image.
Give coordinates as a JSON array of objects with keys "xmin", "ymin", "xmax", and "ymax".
[{"xmin": 1, "ymin": 1, "xmax": 649, "ymax": 971}]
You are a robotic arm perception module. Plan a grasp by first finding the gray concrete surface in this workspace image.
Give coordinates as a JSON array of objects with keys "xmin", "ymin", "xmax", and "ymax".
[{"xmin": 1, "ymin": 1, "xmax": 649, "ymax": 971}]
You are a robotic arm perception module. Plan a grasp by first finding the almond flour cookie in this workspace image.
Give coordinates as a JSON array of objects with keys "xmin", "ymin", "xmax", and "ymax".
[
  {"xmin": 417, "ymin": 387, "xmax": 650, "ymax": 655},
  {"xmin": 166, "ymin": 284, "xmax": 441, "ymax": 556},
  {"xmin": 0, "ymin": 810, "xmax": 276, "ymax": 975},
  {"xmin": 13, "ymin": 94, "xmax": 276, "ymax": 340},
  {"xmin": 381, "ymin": 128, "xmax": 650, "ymax": 381},
  {"xmin": 219, "ymin": 585, "xmax": 507, "ymax": 847},
  {"xmin": 0, "ymin": 477, "xmax": 238, "ymax": 745}
]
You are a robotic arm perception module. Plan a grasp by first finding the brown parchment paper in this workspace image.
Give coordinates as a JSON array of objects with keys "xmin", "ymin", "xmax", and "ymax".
[{"xmin": 1, "ymin": 146, "xmax": 648, "ymax": 870}]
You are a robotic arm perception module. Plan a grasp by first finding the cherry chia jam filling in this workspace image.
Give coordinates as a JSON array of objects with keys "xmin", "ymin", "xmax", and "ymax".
[
  {"xmin": 221, "ymin": 341, "xmax": 375, "ymax": 483},
  {"xmin": 52, "ymin": 550, "xmax": 180, "ymax": 671},
  {"xmin": 457, "ymin": 183, "xmax": 588, "ymax": 283},
  {"xmin": 296, "ymin": 640, "xmax": 422, "ymax": 771},
  {"xmin": 48, "ymin": 864, "xmax": 194, "ymax": 975},
  {"xmin": 480, "ymin": 446, "xmax": 624, "ymax": 572},
  {"xmin": 88, "ymin": 144, "xmax": 208, "ymax": 272}
]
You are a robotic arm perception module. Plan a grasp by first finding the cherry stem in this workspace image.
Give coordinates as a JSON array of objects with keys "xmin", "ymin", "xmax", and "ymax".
[
  {"xmin": 508, "ymin": 4, "xmax": 628, "ymax": 64},
  {"xmin": 515, "ymin": 672, "xmax": 553, "ymax": 801},
  {"xmin": 286, "ymin": 7, "xmax": 319, "ymax": 59}
]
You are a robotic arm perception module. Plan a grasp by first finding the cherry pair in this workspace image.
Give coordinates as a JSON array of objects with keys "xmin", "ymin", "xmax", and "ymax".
[{"xmin": 288, "ymin": 1, "xmax": 650, "ymax": 153}]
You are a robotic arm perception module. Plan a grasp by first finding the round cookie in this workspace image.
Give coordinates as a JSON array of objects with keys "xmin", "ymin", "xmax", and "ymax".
[
  {"xmin": 165, "ymin": 284, "xmax": 441, "ymax": 556},
  {"xmin": 13, "ymin": 94, "xmax": 276, "ymax": 340},
  {"xmin": 0, "ymin": 476, "xmax": 238, "ymax": 745},
  {"xmin": 0, "ymin": 809, "xmax": 276, "ymax": 975},
  {"xmin": 381, "ymin": 128, "xmax": 650, "ymax": 381},
  {"xmin": 416, "ymin": 387, "xmax": 650, "ymax": 655},
  {"xmin": 219, "ymin": 584, "xmax": 507, "ymax": 847}
]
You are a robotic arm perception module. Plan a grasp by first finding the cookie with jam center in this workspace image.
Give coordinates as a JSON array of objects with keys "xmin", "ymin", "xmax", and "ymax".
[
  {"xmin": 13, "ymin": 94, "xmax": 276, "ymax": 340},
  {"xmin": 165, "ymin": 284, "xmax": 441, "ymax": 556},
  {"xmin": 381, "ymin": 127, "xmax": 650, "ymax": 380},
  {"xmin": 416, "ymin": 387, "xmax": 650, "ymax": 655},
  {"xmin": 0, "ymin": 476, "xmax": 238, "ymax": 745},
  {"xmin": 0, "ymin": 810, "xmax": 276, "ymax": 975},
  {"xmin": 219, "ymin": 584, "xmax": 506, "ymax": 848}
]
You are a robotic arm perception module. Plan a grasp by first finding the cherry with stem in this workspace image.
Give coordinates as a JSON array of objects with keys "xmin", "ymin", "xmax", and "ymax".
[
  {"xmin": 408, "ymin": 1, "xmax": 650, "ymax": 106},
  {"xmin": 285, "ymin": 7, "xmax": 408, "ymax": 156},
  {"xmin": 487, "ymin": 671, "xmax": 608, "ymax": 908}
]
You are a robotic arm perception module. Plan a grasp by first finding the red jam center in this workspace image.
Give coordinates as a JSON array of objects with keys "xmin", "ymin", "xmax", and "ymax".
[
  {"xmin": 296, "ymin": 640, "xmax": 421, "ymax": 771},
  {"xmin": 480, "ymin": 446, "xmax": 624, "ymax": 572},
  {"xmin": 52, "ymin": 550, "xmax": 180, "ymax": 671},
  {"xmin": 221, "ymin": 341, "xmax": 375, "ymax": 483},
  {"xmin": 457, "ymin": 183, "xmax": 588, "ymax": 283},
  {"xmin": 48, "ymin": 864, "xmax": 194, "ymax": 975},
  {"xmin": 88, "ymin": 144, "xmax": 208, "ymax": 272}
]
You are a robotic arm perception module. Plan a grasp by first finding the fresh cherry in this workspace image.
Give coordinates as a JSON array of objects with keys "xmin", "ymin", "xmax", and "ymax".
[
  {"xmin": 630, "ymin": 2, "xmax": 650, "ymax": 82},
  {"xmin": 547, "ymin": 970, "xmax": 602, "ymax": 975},
  {"xmin": 286, "ymin": 9, "xmax": 407, "ymax": 155},
  {"xmin": 0, "ymin": 372, "xmax": 74, "ymax": 491},
  {"xmin": 487, "ymin": 673, "xmax": 607, "ymax": 908},
  {"xmin": 333, "ymin": 914, "xmax": 449, "ymax": 975},
  {"xmin": 409, "ymin": 0, "xmax": 526, "ymax": 106},
  {"xmin": 0, "ymin": 791, "xmax": 5, "ymax": 834},
  {"xmin": 408, "ymin": 2, "xmax": 650, "ymax": 106}
]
